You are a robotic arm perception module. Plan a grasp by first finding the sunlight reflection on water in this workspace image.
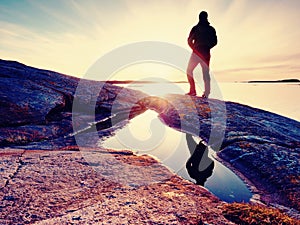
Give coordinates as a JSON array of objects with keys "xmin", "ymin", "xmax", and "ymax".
[{"xmin": 101, "ymin": 110, "xmax": 252, "ymax": 203}]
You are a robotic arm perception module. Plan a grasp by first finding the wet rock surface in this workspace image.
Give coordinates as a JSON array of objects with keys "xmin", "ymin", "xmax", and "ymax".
[{"xmin": 0, "ymin": 59, "xmax": 299, "ymax": 223}]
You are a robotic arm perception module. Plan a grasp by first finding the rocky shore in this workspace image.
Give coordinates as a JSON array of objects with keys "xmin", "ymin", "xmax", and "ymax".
[
  {"xmin": 1, "ymin": 148, "xmax": 235, "ymax": 224},
  {"xmin": 139, "ymin": 95, "xmax": 300, "ymax": 214},
  {"xmin": 0, "ymin": 59, "xmax": 299, "ymax": 224}
]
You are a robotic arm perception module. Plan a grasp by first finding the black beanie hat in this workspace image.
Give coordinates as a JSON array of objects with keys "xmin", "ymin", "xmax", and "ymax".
[{"xmin": 199, "ymin": 11, "xmax": 208, "ymax": 21}]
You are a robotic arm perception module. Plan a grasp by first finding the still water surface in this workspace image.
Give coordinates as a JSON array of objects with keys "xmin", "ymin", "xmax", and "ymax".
[{"xmin": 102, "ymin": 110, "xmax": 253, "ymax": 203}]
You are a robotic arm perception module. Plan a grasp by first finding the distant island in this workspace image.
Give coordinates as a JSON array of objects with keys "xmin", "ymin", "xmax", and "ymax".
[
  {"xmin": 103, "ymin": 80, "xmax": 156, "ymax": 84},
  {"xmin": 105, "ymin": 79, "xmax": 300, "ymax": 85},
  {"xmin": 103, "ymin": 80, "xmax": 188, "ymax": 84},
  {"xmin": 247, "ymin": 78, "xmax": 300, "ymax": 83}
]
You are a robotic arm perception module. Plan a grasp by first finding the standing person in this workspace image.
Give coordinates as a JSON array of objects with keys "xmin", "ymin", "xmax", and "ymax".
[{"xmin": 186, "ymin": 11, "xmax": 217, "ymax": 98}]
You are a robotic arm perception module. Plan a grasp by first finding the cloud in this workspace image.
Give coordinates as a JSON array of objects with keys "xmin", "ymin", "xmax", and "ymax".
[{"xmin": 0, "ymin": 0, "xmax": 300, "ymax": 81}]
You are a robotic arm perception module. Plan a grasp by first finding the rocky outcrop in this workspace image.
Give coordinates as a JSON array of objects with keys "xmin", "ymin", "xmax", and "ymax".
[
  {"xmin": 141, "ymin": 95, "xmax": 300, "ymax": 213},
  {"xmin": 0, "ymin": 60, "xmax": 234, "ymax": 224},
  {"xmin": 0, "ymin": 59, "xmax": 147, "ymax": 149},
  {"xmin": 0, "ymin": 148, "xmax": 234, "ymax": 224},
  {"xmin": 0, "ymin": 59, "xmax": 299, "ymax": 223}
]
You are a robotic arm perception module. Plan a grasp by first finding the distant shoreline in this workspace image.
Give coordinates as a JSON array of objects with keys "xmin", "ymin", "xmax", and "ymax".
[
  {"xmin": 103, "ymin": 80, "xmax": 188, "ymax": 84},
  {"xmin": 103, "ymin": 79, "xmax": 300, "ymax": 84},
  {"xmin": 246, "ymin": 78, "xmax": 300, "ymax": 83}
]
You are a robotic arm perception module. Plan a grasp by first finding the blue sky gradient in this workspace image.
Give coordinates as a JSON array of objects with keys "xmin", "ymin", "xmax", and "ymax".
[{"xmin": 0, "ymin": 0, "xmax": 299, "ymax": 82}]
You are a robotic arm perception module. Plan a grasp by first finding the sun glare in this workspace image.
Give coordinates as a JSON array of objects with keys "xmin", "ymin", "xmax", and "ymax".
[
  {"xmin": 110, "ymin": 62, "xmax": 188, "ymax": 97},
  {"xmin": 109, "ymin": 62, "xmax": 185, "ymax": 82}
]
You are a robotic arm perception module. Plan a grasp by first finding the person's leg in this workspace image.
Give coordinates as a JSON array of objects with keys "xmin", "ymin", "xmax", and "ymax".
[
  {"xmin": 186, "ymin": 53, "xmax": 199, "ymax": 95},
  {"xmin": 200, "ymin": 57, "xmax": 211, "ymax": 98}
]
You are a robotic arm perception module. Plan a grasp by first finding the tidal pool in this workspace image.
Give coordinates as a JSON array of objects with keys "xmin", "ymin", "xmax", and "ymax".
[{"xmin": 101, "ymin": 110, "xmax": 252, "ymax": 203}]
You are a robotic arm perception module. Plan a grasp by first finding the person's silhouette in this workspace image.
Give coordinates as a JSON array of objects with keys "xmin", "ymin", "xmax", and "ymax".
[
  {"xmin": 185, "ymin": 134, "xmax": 214, "ymax": 186},
  {"xmin": 186, "ymin": 11, "xmax": 217, "ymax": 98}
]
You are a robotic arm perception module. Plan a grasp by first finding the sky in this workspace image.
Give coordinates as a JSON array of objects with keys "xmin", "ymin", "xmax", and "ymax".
[{"xmin": 0, "ymin": 0, "xmax": 300, "ymax": 82}]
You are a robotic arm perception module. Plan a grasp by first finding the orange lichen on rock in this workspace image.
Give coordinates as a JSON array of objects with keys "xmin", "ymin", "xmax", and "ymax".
[{"xmin": 222, "ymin": 203, "xmax": 300, "ymax": 225}]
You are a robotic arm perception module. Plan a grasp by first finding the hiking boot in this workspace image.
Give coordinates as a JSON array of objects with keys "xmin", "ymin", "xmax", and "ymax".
[
  {"xmin": 185, "ymin": 91, "xmax": 196, "ymax": 96},
  {"xmin": 201, "ymin": 93, "xmax": 209, "ymax": 98}
]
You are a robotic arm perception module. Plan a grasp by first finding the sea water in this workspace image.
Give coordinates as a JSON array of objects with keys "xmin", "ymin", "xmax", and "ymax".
[
  {"xmin": 218, "ymin": 82, "xmax": 300, "ymax": 122},
  {"xmin": 123, "ymin": 82, "xmax": 300, "ymax": 122}
]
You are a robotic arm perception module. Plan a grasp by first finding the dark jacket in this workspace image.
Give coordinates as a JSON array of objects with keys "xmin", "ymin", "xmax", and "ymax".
[{"xmin": 188, "ymin": 21, "xmax": 217, "ymax": 58}]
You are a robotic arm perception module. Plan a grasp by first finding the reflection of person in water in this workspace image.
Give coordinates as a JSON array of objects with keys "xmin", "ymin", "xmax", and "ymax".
[
  {"xmin": 186, "ymin": 11, "xmax": 217, "ymax": 98},
  {"xmin": 185, "ymin": 134, "xmax": 214, "ymax": 186}
]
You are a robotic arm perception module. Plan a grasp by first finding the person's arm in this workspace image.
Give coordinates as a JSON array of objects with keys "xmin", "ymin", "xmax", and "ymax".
[
  {"xmin": 208, "ymin": 26, "xmax": 217, "ymax": 49},
  {"xmin": 187, "ymin": 27, "xmax": 195, "ymax": 49}
]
